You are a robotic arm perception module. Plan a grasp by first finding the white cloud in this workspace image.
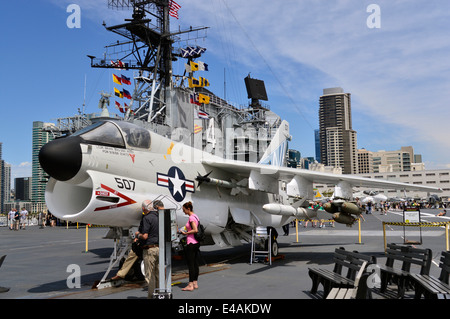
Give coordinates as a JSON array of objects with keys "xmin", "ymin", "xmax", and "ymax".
[
  {"xmin": 43, "ymin": 0, "xmax": 450, "ymax": 168},
  {"xmin": 18, "ymin": 162, "xmax": 31, "ymax": 167},
  {"xmin": 181, "ymin": 0, "xmax": 450, "ymax": 167},
  {"xmin": 11, "ymin": 162, "xmax": 32, "ymax": 178}
]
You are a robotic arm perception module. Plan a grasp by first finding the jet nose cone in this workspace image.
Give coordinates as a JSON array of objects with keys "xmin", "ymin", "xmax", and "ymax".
[{"xmin": 39, "ymin": 136, "xmax": 82, "ymax": 181}]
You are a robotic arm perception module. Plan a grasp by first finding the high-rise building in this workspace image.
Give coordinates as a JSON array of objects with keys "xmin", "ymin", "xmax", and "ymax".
[
  {"xmin": 15, "ymin": 177, "xmax": 31, "ymax": 201},
  {"xmin": 357, "ymin": 148, "xmax": 374, "ymax": 174},
  {"xmin": 0, "ymin": 142, "xmax": 4, "ymax": 212},
  {"xmin": 3, "ymin": 163, "xmax": 11, "ymax": 204},
  {"xmin": 31, "ymin": 121, "xmax": 54, "ymax": 212},
  {"xmin": 287, "ymin": 149, "xmax": 301, "ymax": 168},
  {"xmin": 318, "ymin": 88, "xmax": 357, "ymax": 174},
  {"xmin": 0, "ymin": 141, "xmax": 12, "ymax": 212},
  {"xmin": 314, "ymin": 129, "xmax": 321, "ymax": 163}
]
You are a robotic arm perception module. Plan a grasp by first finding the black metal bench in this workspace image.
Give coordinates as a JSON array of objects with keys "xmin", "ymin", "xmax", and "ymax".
[
  {"xmin": 326, "ymin": 262, "xmax": 373, "ymax": 299},
  {"xmin": 379, "ymin": 243, "xmax": 432, "ymax": 298},
  {"xmin": 0, "ymin": 255, "xmax": 9, "ymax": 293},
  {"xmin": 409, "ymin": 251, "xmax": 450, "ymax": 299},
  {"xmin": 308, "ymin": 247, "xmax": 376, "ymax": 299}
]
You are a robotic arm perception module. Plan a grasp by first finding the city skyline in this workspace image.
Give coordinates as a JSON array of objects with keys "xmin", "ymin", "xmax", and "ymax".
[{"xmin": 2, "ymin": 0, "xmax": 450, "ymax": 181}]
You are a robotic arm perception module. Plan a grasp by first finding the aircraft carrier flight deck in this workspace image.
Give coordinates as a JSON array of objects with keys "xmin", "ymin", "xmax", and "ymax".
[{"xmin": 0, "ymin": 208, "xmax": 448, "ymax": 300}]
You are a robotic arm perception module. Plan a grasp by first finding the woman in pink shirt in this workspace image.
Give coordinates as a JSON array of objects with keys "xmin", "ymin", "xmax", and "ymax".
[{"xmin": 180, "ymin": 201, "xmax": 200, "ymax": 291}]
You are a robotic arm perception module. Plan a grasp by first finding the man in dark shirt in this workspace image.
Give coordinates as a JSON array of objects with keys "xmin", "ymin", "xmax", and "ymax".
[{"xmin": 135, "ymin": 199, "xmax": 164, "ymax": 298}]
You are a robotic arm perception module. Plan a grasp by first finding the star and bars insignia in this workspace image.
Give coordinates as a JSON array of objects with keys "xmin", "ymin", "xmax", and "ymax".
[{"xmin": 157, "ymin": 166, "xmax": 195, "ymax": 202}]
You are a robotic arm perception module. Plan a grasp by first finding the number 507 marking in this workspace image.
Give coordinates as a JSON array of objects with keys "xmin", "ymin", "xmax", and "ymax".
[{"xmin": 115, "ymin": 177, "xmax": 136, "ymax": 191}]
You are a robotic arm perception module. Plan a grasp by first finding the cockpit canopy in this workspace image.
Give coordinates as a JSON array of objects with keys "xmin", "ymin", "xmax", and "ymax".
[{"xmin": 73, "ymin": 121, "xmax": 151, "ymax": 149}]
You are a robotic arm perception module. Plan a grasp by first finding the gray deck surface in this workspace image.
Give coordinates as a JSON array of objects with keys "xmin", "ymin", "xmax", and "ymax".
[{"xmin": 0, "ymin": 208, "xmax": 448, "ymax": 305}]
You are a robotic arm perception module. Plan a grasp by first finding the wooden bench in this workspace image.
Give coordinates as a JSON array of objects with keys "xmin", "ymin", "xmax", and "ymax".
[
  {"xmin": 409, "ymin": 251, "xmax": 450, "ymax": 299},
  {"xmin": 308, "ymin": 247, "xmax": 376, "ymax": 299},
  {"xmin": 379, "ymin": 243, "xmax": 432, "ymax": 298}
]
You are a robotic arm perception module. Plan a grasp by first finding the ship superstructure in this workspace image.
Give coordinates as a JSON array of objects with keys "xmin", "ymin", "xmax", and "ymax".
[{"xmin": 52, "ymin": 0, "xmax": 284, "ymax": 163}]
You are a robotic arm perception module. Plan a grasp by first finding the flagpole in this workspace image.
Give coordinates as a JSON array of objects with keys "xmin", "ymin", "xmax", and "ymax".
[
  {"xmin": 224, "ymin": 68, "xmax": 226, "ymax": 101},
  {"xmin": 83, "ymin": 74, "xmax": 86, "ymax": 114}
]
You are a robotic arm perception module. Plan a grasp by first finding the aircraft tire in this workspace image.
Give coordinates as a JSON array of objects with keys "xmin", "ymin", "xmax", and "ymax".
[
  {"xmin": 118, "ymin": 257, "xmax": 145, "ymax": 281},
  {"xmin": 138, "ymin": 260, "xmax": 145, "ymax": 280},
  {"xmin": 271, "ymin": 240, "xmax": 279, "ymax": 257},
  {"xmin": 264, "ymin": 239, "xmax": 279, "ymax": 257}
]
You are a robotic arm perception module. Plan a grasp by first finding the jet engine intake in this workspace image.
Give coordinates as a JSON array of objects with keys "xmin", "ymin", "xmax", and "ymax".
[{"xmin": 45, "ymin": 170, "xmax": 162, "ymax": 227}]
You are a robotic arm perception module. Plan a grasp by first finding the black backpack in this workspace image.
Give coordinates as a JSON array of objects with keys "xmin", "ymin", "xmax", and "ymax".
[{"xmin": 193, "ymin": 215, "xmax": 205, "ymax": 242}]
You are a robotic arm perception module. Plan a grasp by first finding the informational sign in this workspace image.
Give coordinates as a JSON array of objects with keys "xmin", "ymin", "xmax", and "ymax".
[
  {"xmin": 403, "ymin": 207, "xmax": 421, "ymax": 223},
  {"xmin": 403, "ymin": 207, "xmax": 422, "ymax": 245}
]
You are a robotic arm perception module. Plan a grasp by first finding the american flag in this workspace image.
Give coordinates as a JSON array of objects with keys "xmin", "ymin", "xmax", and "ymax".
[{"xmin": 168, "ymin": 0, "xmax": 181, "ymax": 19}]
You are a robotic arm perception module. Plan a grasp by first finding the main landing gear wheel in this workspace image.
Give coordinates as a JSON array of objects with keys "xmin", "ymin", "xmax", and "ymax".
[
  {"xmin": 271, "ymin": 240, "xmax": 279, "ymax": 257},
  {"xmin": 118, "ymin": 257, "xmax": 145, "ymax": 281},
  {"xmin": 264, "ymin": 239, "xmax": 279, "ymax": 257},
  {"xmin": 140, "ymin": 260, "xmax": 145, "ymax": 279}
]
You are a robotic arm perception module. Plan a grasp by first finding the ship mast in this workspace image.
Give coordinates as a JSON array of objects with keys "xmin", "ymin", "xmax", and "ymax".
[{"xmin": 88, "ymin": 0, "xmax": 207, "ymax": 123}]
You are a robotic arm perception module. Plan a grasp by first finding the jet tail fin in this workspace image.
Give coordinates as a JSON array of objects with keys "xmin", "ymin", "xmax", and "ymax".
[{"xmin": 258, "ymin": 120, "xmax": 291, "ymax": 167}]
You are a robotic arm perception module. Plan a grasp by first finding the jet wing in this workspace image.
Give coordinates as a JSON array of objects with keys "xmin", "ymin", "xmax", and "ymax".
[{"xmin": 202, "ymin": 158, "xmax": 442, "ymax": 196}]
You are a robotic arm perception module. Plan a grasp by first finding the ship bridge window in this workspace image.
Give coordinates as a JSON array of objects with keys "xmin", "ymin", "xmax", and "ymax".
[
  {"xmin": 73, "ymin": 121, "xmax": 125, "ymax": 148},
  {"xmin": 115, "ymin": 121, "xmax": 151, "ymax": 149}
]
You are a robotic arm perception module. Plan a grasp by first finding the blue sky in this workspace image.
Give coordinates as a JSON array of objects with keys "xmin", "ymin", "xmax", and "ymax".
[{"xmin": 2, "ymin": 0, "xmax": 450, "ymax": 182}]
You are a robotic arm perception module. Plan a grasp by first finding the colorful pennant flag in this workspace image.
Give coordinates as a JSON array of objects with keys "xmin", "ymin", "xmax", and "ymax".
[
  {"xmin": 198, "ymin": 93, "xmax": 210, "ymax": 104},
  {"xmin": 190, "ymin": 93, "xmax": 201, "ymax": 105},
  {"xmin": 113, "ymin": 74, "xmax": 122, "ymax": 85},
  {"xmin": 181, "ymin": 46, "xmax": 206, "ymax": 58},
  {"xmin": 169, "ymin": 0, "xmax": 181, "ymax": 19},
  {"xmin": 114, "ymin": 87, "xmax": 123, "ymax": 98},
  {"xmin": 194, "ymin": 124, "xmax": 202, "ymax": 134},
  {"xmin": 199, "ymin": 76, "xmax": 210, "ymax": 87},
  {"xmin": 188, "ymin": 76, "xmax": 210, "ymax": 88},
  {"xmin": 123, "ymin": 88, "xmax": 132, "ymax": 99},
  {"xmin": 121, "ymin": 74, "xmax": 131, "ymax": 85},
  {"xmin": 198, "ymin": 61, "xmax": 208, "ymax": 71},
  {"xmin": 188, "ymin": 77, "xmax": 200, "ymax": 88},
  {"xmin": 190, "ymin": 61, "xmax": 199, "ymax": 72},
  {"xmin": 186, "ymin": 61, "xmax": 209, "ymax": 73},
  {"xmin": 115, "ymin": 101, "xmax": 134, "ymax": 114},
  {"xmin": 195, "ymin": 109, "xmax": 209, "ymax": 120},
  {"xmin": 115, "ymin": 101, "xmax": 125, "ymax": 113},
  {"xmin": 111, "ymin": 60, "xmax": 125, "ymax": 69}
]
